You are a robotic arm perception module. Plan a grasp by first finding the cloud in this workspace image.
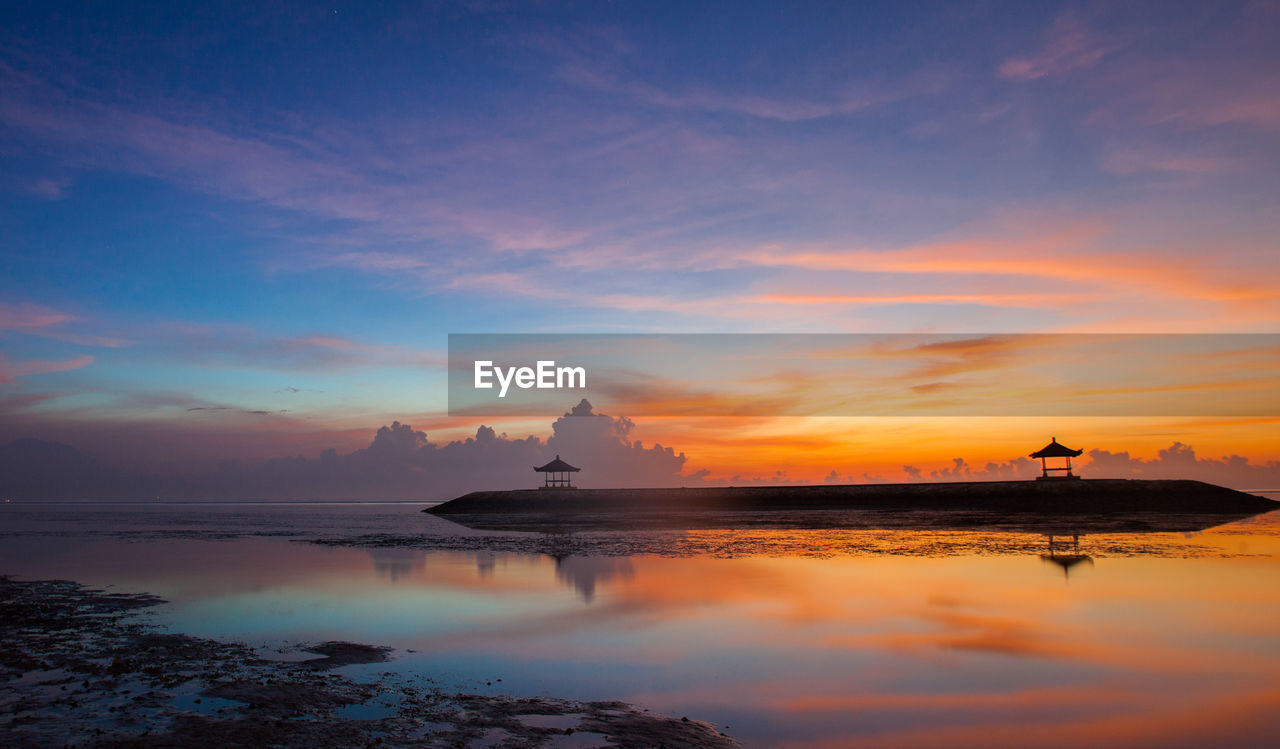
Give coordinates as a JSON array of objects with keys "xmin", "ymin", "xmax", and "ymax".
[
  {"xmin": 882, "ymin": 441, "xmax": 1279, "ymax": 491},
  {"xmin": 0, "ymin": 302, "xmax": 129, "ymax": 347},
  {"xmin": 1101, "ymin": 145, "xmax": 1237, "ymax": 176},
  {"xmin": 533, "ymin": 27, "xmax": 949, "ymax": 123},
  {"xmin": 185, "ymin": 406, "xmax": 280, "ymax": 416},
  {"xmin": 731, "ymin": 216, "xmax": 1280, "ymax": 327},
  {"xmin": 5, "ymin": 303, "xmax": 442, "ymax": 374},
  {"xmin": 751, "ymin": 292, "xmax": 1096, "ymax": 309},
  {"xmin": 0, "ymin": 353, "xmax": 94, "ymax": 383},
  {"xmin": 0, "ymin": 399, "xmax": 692, "ymax": 499},
  {"xmin": 564, "ymin": 64, "xmax": 938, "ymax": 122},
  {"xmin": 2, "ymin": 11, "xmax": 1278, "ymax": 347},
  {"xmin": 1085, "ymin": 441, "xmax": 1280, "ymax": 488},
  {"xmin": 998, "ymin": 13, "xmax": 1117, "ymax": 81},
  {"xmin": 0, "ymin": 302, "xmax": 75, "ymax": 331},
  {"xmin": 1095, "ymin": 59, "xmax": 1280, "ymax": 135},
  {"xmin": 544, "ymin": 399, "xmax": 688, "ymax": 488},
  {"xmin": 222, "ymin": 400, "xmax": 688, "ymax": 499},
  {"xmin": 868, "ymin": 456, "xmax": 1039, "ymax": 484},
  {"xmin": 428, "ymin": 215, "xmax": 1267, "ymax": 327},
  {"xmin": 135, "ymin": 322, "xmax": 444, "ymax": 373},
  {"xmin": 0, "ymin": 60, "xmax": 600, "ymax": 262},
  {"xmin": 29, "ymin": 176, "xmax": 71, "ymax": 199},
  {"xmin": 1070, "ymin": 7, "xmax": 1280, "ymax": 135}
]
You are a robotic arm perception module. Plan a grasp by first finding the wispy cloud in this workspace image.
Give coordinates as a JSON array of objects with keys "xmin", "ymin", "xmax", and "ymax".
[
  {"xmin": 998, "ymin": 12, "xmax": 1117, "ymax": 81},
  {"xmin": 0, "ymin": 302, "xmax": 74, "ymax": 330},
  {"xmin": 751, "ymin": 291, "xmax": 1098, "ymax": 309},
  {"xmin": 0, "ymin": 60, "xmax": 600, "ymax": 260},
  {"xmin": 531, "ymin": 27, "xmax": 950, "ymax": 122},
  {"xmin": 0, "ymin": 302, "xmax": 127, "ymax": 347},
  {"xmin": 147, "ymin": 322, "xmax": 445, "ymax": 372},
  {"xmin": 28, "ymin": 175, "xmax": 71, "ymax": 199},
  {"xmin": 735, "ymin": 216, "xmax": 1280, "ymax": 317},
  {"xmin": 1100, "ymin": 144, "xmax": 1238, "ymax": 176},
  {"xmin": 0, "ymin": 353, "xmax": 94, "ymax": 383}
]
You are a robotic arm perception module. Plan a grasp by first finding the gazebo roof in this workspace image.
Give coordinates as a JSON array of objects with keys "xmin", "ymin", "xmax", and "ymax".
[
  {"xmin": 534, "ymin": 455, "xmax": 580, "ymax": 473},
  {"xmin": 1030, "ymin": 438, "xmax": 1083, "ymax": 459}
]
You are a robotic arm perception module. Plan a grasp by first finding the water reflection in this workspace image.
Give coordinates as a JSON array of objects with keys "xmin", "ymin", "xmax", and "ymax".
[
  {"xmin": 362, "ymin": 547, "xmax": 638, "ymax": 602},
  {"xmin": 551, "ymin": 555, "xmax": 635, "ymax": 602},
  {"xmin": 2, "ymin": 504, "xmax": 1278, "ymax": 746},
  {"xmin": 1039, "ymin": 533, "xmax": 1094, "ymax": 579},
  {"xmin": 476, "ymin": 551, "xmax": 496, "ymax": 578},
  {"xmin": 369, "ymin": 548, "xmax": 427, "ymax": 582}
]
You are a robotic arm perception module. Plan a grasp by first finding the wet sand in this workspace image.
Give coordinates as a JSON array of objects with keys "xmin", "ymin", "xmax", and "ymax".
[{"xmin": 0, "ymin": 576, "xmax": 738, "ymax": 748}]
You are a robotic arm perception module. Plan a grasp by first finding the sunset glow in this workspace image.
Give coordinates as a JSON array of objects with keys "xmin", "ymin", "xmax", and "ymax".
[
  {"xmin": 1, "ymin": 2, "xmax": 1278, "ymax": 490},
  {"xmin": 4, "ymin": 6, "xmax": 1280, "ymax": 747}
]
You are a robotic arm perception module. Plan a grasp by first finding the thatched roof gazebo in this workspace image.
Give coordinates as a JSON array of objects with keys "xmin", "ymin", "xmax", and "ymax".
[
  {"xmin": 534, "ymin": 455, "xmax": 580, "ymax": 489},
  {"xmin": 1029, "ymin": 437, "xmax": 1083, "ymax": 480}
]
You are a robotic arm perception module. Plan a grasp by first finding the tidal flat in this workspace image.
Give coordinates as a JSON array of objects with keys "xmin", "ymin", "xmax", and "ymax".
[
  {"xmin": 0, "ymin": 575, "xmax": 735, "ymax": 748},
  {"xmin": 3, "ymin": 500, "xmax": 1279, "ymax": 747}
]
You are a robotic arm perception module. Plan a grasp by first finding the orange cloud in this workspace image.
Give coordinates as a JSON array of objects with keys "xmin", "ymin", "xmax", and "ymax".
[
  {"xmin": 743, "ymin": 240, "xmax": 1274, "ymax": 306},
  {"xmin": 752, "ymin": 292, "xmax": 1098, "ymax": 308}
]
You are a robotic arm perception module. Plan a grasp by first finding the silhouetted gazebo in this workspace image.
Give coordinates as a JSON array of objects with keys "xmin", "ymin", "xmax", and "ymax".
[
  {"xmin": 534, "ymin": 455, "xmax": 580, "ymax": 489},
  {"xmin": 1030, "ymin": 437, "xmax": 1083, "ymax": 480}
]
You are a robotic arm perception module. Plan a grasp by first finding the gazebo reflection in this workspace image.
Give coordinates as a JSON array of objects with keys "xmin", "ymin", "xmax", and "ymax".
[
  {"xmin": 1040, "ymin": 533, "xmax": 1094, "ymax": 579},
  {"xmin": 552, "ymin": 555, "xmax": 635, "ymax": 602}
]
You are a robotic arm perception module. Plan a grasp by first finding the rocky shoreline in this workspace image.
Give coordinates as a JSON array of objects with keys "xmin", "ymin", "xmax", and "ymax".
[{"xmin": 0, "ymin": 576, "xmax": 737, "ymax": 748}]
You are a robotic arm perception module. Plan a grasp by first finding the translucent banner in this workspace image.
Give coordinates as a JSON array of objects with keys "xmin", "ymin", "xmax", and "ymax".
[{"xmin": 447, "ymin": 333, "xmax": 1280, "ymax": 417}]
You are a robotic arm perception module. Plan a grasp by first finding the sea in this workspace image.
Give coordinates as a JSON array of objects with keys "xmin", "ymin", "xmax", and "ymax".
[{"xmin": 2, "ymin": 499, "xmax": 1279, "ymax": 747}]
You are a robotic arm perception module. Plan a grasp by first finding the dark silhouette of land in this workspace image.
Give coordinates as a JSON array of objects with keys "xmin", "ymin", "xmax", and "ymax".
[{"xmin": 426, "ymin": 479, "xmax": 1277, "ymax": 532}]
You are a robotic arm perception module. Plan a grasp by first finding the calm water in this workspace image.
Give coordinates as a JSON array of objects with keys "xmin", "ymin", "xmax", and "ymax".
[{"xmin": 3, "ymin": 501, "xmax": 1279, "ymax": 748}]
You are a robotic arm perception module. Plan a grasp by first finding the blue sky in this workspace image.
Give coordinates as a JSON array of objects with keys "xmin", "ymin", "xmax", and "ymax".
[{"xmin": 2, "ymin": 1, "xmax": 1278, "ymax": 474}]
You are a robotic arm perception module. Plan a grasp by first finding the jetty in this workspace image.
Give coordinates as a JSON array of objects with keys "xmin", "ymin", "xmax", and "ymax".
[{"xmin": 425, "ymin": 479, "xmax": 1277, "ymax": 532}]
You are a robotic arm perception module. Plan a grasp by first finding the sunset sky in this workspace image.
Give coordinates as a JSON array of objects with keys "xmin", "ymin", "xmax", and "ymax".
[{"xmin": 2, "ymin": 1, "xmax": 1278, "ymax": 492}]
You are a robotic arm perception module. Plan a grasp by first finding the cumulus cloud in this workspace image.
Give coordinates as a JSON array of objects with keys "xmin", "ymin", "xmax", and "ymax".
[
  {"xmin": 882, "ymin": 457, "xmax": 1039, "ymax": 483},
  {"xmin": 0, "ymin": 399, "xmax": 691, "ymax": 500},
  {"xmin": 215, "ymin": 400, "xmax": 688, "ymax": 498},
  {"xmin": 544, "ymin": 399, "xmax": 688, "ymax": 488},
  {"xmin": 5, "ymin": 401, "xmax": 1278, "ymax": 498},
  {"xmin": 890, "ymin": 444, "xmax": 1277, "ymax": 490},
  {"xmin": 1083, "ymin": 442, "xmax": 1280, "ymax": 489}
]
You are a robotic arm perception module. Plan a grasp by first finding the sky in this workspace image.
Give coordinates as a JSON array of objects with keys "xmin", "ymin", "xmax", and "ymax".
[{"xmin": 1, "ymin": 1, "xmax": 1278, "ymax": 495}]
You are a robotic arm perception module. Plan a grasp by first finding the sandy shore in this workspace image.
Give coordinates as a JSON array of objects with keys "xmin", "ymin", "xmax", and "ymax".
[{"xmin": 0, "ymin": 576, "xmax": 738, "ymax": 748}]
